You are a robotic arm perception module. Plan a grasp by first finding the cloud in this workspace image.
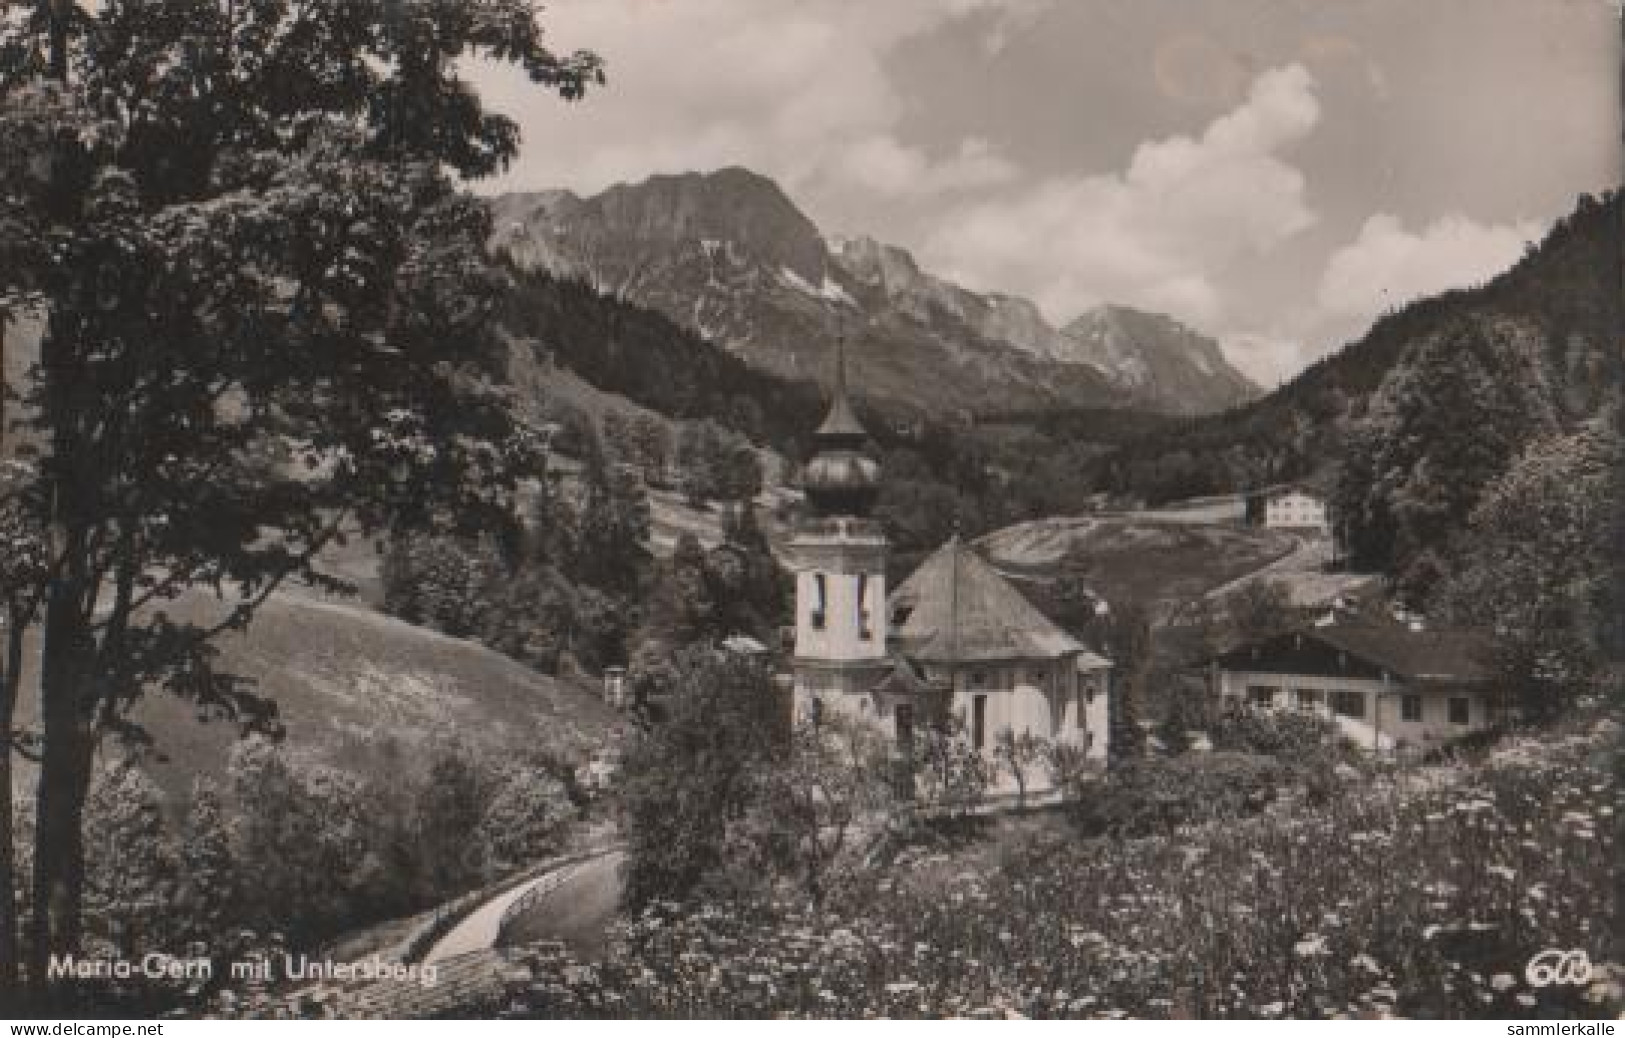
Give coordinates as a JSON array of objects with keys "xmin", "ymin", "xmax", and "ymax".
[
  {"xmin": 474, "ymin": 0, "xmax": 1024, "ymax": 212},
  {"xmin": 921, "ymin": 64, "xmax": 1320, "ymax": 329},
  {"xmin": 835, "ymin": 136, "xmax": 1018, "ymax": 197},
  {"xmin": 1316, "ymin": 213, "xmax": 1540, "ymax": 321}
]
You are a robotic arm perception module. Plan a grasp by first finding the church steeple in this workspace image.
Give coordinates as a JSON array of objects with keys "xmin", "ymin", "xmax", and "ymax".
[
  {"xmin": 813, "ymin": 333, "xmax": 867, "ymax": 445},
  {"xmin": 803, "ymin": 334, "xmax": 881, "ymax": 517}
]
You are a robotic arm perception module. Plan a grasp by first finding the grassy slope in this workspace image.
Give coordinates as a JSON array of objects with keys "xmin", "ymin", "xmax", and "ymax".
[
  {"xmin": 14, "ymin": 590, "xmax": 621, "ymax": 804},
  {"xmin": 978, "ymin": 515, "xmax": 1298, "ymax": 605}
]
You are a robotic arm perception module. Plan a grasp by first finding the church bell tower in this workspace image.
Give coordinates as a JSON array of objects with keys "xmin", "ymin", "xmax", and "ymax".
[{"xmin": 790, "ymin": 336, "xmax": 889, "ymax": 719}]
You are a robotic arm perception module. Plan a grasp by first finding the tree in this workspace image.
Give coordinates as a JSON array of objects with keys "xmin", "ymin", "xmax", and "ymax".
[
  {"xmin": 177, "ymin": 778, "xmax": 235, "ymax": 948},
  {"xmin": 80, "ymin": 761, "xmax": 176, "ymax": 958},
  {"xmin": 0, "ymin": 468, "xmax": 47, "ymax": 997},
  {"xmin": 739, "ymin": 716, "xmax": 893, "ymax": 905},
  {"xmin": 1335, "ymin": 314, "xmax": 1558, "ymax": 591},
  {"xmin": 0, "ymin": 2, "xmax": 600, "ymax": 992},
  {"xmin": 1100, "ymin": 599, "xmax": 1155, "ymax": 762},
  {"xmin": 629, "ymin": 413, "xmax": 672, "ymax": 487},
  {"xmin": 475, "ymin": 764, "xmax": 576, "ymax": 877},
  {"xmin": 707, "ymin": 504, "xmax": 789, "ymax": 640},
  {"xmin": 1051, "ymin": 542, "xmax": 1106, "ymax": 634},
  {"xmin": 1433, "ymin": 419, "xmax": 1620, "ymax": 719},
  {"xmin": 1223, "ymin": 579, "xmax": 1297, "ymax": 643},
  {"xmin": 566, "ymin": 426, "xmax": 651, "ymax": 596},
  {"xmin": 991, "ymin": 728, "xmax": 1045, "ymax": 808},
  {"xmin": 415, "ymin": 741, "xmax": 489, "ymax": 898},
  {"xmin": 909, "ymin": 715, "xmax": 990, "ymax": 818},
  {"xmin": 617, "ymin": 649, "xmax": 784, "ymax": 909},
  {"xmin": 1040, "ymin": 739, "xmax": 1093, "ymax": 797},
  {"xmin": 643, "ymin": 534, "xmax": 718, "ymax": 649}
]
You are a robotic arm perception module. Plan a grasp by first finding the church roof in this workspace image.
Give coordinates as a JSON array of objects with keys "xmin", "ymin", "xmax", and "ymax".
[
  {"xmin": 812, "ymin": 335, "xmax": 868, "ymax": 445},
  {"xmin": 888, "ymin": 536, "xmax": 1087, "ymax": 664},
  {"xmin": 814, "ymin": 391, "xmax": 868, "ymax": 442}
]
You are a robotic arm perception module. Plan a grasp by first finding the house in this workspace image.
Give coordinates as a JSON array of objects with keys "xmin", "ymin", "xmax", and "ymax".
[
  {"xmin": 1200, "ymin": 617, "xmax": 1502, "ymax": 753},
  {"xmin": 786, "ymin": 339, "xmax": 1111, "ymax": 796},
  {"xmin": 1245, "ymin": 485, "xmax": 1332, "ymax": 535}
]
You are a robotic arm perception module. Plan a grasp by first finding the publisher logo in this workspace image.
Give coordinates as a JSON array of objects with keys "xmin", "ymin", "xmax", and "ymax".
[{"xmin": 1525, "ymin": 948, "xmax": 1592, "ymax": 988}]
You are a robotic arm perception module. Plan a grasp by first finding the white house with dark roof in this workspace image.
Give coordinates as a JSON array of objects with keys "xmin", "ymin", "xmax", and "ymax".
[
  {"xmin": 787, "ymin": 340, "xmax": 1111, "ymax": 792},
  {"xmin": 1246, "ymin": 484, "xmax": 1332, "ymax": 535},
  {"xmin": 1200, "ymin": 616, "xmax": 1502, "ymax": 753}
]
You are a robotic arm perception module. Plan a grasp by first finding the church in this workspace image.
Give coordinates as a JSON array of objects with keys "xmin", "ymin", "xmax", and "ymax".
[{"xmin": 788, "ymin": 343, "xmax": 1112, "ymax": 794}]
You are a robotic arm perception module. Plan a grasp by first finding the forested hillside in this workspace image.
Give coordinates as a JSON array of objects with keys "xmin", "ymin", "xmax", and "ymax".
[
  {"xmin": 1091, "ymin": 190, "xmax": 1622, "ymax": 505},
  {"xmin": 497, "ymin": 264, "xmax": 1178, "ymax": 572}
]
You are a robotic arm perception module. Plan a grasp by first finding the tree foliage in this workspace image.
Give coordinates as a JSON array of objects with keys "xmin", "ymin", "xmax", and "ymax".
[
  {"xmin": 1337, "ymin": 315, "xmax": 1558, "ymax": 595},
  {"xmin": 1433, "ymin": 418, "xmax": 1621, "ymax": 717},
  {"xmin": 0, "ymin": 0, "xmax": 601, "ymax": 990},
  {"xmin": 617, "ymin": 648, "xmax": 786, "ymax": 910}
]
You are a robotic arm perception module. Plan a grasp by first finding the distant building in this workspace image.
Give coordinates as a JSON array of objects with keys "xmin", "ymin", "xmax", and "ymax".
[
  {"xmin": 1199, "ymin": 617, "xmax": 1503, "ymax": 754},
  {"xmin": 788, "ymin": 339, "xmax": 1111, "ymax": 795},
  {"xmin": 1245, "ymin": 485, "xmax": 1332, "ymax": 535}
]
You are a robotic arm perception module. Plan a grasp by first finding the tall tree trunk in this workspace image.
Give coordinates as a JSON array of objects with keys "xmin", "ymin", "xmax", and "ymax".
[
  {"xmin": 24, "ymin": 0, "xmax": 90, "ymax": 1003},
  {"xmin": 27, "ymin": 538, "xmax": 93, "ymax": 1003},
  {"xmin": 46, "ymin": 0, "xmax": 70, "ymax": 83},
  {"xmin": 0, "ymin": 603, "xmax": 22, "ymax": 999},
  {"xmin": 0, "ymin": 297, "xmax": 14, "ymax": 1001}
]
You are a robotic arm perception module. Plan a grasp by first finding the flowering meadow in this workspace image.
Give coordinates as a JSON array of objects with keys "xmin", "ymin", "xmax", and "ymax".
[{"xmin": 471, "ymin": 715, "xmax": 1621, "ymax": 1020}]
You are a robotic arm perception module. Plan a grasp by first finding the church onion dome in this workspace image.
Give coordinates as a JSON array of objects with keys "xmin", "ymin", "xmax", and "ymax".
[{"xmin": 803, "ymin": 336, "xmax": 881, "ymax": 517}]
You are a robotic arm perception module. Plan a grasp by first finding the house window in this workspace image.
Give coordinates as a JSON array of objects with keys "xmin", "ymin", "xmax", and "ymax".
[
  {"xmin": 895, "ymin": 702, "xmax": 914, "ymax": 750},
  {"xmin": 1294, "ymin": 688, "xmax": 1322, "ymax": 710},
  {"xmin": 1331, "ymin": 689, "xmax": 1366, "ymax": 719},
  {"xmin": 857, "ymin": 574, "xmax": 872, "ymax": 640},
  {"xmin": 811, "ymin": 573, "xmax": 827, "ymax": 630},
  {"xmin": 1246, "ymin": 685, "xmax": 1278, "ymax": 708},
  {"xmin": 972, "ymin": 695, "xmax": 987, "ymax": 750},
  {"xmin": 1401, "ymin": 694, "xmax": 1423, "ymax": 723},
  {"xmin": 1448, "ymin": 697, "xmax": 1470, "ymax": 725}
]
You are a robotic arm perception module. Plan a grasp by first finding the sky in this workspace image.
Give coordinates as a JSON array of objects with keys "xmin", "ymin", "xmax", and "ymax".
[{"xmin": 469, "ymin": 0, "xmax": 1621, "ymax": 385}]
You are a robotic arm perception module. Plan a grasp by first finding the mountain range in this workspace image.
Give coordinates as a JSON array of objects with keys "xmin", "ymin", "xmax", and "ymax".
[{"xmin": 488, "ymin": 167, "xmax": 1257, "ymax": 417}]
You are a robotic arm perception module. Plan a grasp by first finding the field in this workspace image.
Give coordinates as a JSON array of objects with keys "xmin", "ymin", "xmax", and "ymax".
[
  {"xmin": 461, "ymin": 713, "xmax": 1622, "ymax": 1020},
  {"xmin": 978, "ymin": 515, "xmax": 1299, "ymax": 606},
  {"xmin": 12, "ymin": 590, "xmax": 621, "ymax": 805}
]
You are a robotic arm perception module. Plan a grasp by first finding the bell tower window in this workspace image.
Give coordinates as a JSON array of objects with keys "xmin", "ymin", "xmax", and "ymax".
[
  {"xmin": 811, "ymin": 573, "xmax": 827, "ymax": 630},
  {"xmin": 857, "ymin": 573, "xmax": 872, "ymax": 640}
]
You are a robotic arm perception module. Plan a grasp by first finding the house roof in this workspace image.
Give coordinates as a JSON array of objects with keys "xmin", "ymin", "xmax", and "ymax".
[
  {"xmin": 888, "ymin": 536, "xmax": 1087, "ymax": 664},
  {"xmin": 1207, "ymin": 620, "xmax": 1496, "ymax": 685},
  {"xmin": 1076, "ymin": 649, "xmax": 1114, "ymax": 671},
  {"xmin": 1311, "ymin": 622, "xmax": 1495, "ymax": 684},
  {"xmin": 1250, "ymin": 483, "xmax": 1325, "ymax": 503}
]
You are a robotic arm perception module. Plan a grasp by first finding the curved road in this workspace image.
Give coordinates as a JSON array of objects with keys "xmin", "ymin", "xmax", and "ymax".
[
  {"xmin": 422, "ymin": 851, "xmax": 624, "ymax": 964},
  {"xmin": 496, "ymin": 850, "xmax": 627, "ymax": 959}
]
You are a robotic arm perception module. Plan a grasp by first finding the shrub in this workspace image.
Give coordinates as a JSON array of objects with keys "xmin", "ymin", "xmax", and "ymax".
[
  {"xmin": 1069, "ymin": 751, "xmax": 1291, "ymax": 838},
  {"xmin": 1208, "ymin": 705, "xmax": 1360, "ymax": 764}
]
